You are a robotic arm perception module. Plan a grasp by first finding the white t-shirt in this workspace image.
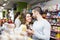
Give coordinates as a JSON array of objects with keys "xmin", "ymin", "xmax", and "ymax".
[
  {"xmin": 15, "ymin": 18, "xmax": 21, "ymax": 28},
  {"xmin": 32, "ymin": 19, "xmax": 51, "ymax": 40}
]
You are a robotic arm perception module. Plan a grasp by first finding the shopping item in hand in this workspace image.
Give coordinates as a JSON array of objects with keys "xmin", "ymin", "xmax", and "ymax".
[
  {"xmin": 26, "ymin": 25, "xmax": 32, "ymax": 30},
  {"xmin": 26, "ymin": 25, "xmax": 33, "ymax": 37}
]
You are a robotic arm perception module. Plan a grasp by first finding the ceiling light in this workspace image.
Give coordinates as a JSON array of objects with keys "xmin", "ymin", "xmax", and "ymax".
[
  {"xmin": 4, "ymin": 0, "xmax": 7, "ymax": 1},
  {"xmin": 1, "ymin": 7, "xmax": 4, "ymax": 9},
  {"xmin": 3, "ymin": 3, "xmax": 6, "ymax": 6}
]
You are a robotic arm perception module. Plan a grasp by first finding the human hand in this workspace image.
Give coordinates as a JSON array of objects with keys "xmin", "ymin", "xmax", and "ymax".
[{"xmin": 26, "ymin": 29, "xmax": 34, "ymax": 36}]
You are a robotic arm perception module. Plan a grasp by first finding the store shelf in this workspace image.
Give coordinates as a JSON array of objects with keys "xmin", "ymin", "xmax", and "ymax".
[
  {"xmin": 51, "ymin": 30, "xmax": 60, "ymax": 33},
  {"xmin": 50, "ymin": 23, "xmax": 60, "ymax": 26},
  {"xmin": 46, "ymin": 10, "xmax": 60, "ymax": 40},
  {"xmin": 48, "ymin": 10, "xmax": 60, "ymax": 13},
  {"xmin": 50, "ymin": 36, "xmax": 60, "ymax": 40},
  {"xmin": 46, "ymin": 16, "xmax": 60, "ymax": 19},
  {"xmin": 50, "ymin": 24, "xmax": 60, "ymax": 26},
  {"xmin": 50, "ymin": 36, "xmax": 57, "ymax": 39},
  {"xmin": 51, "ymin": 24, "xmax": 57, "ymax": 26},
  {"xmin": 46, "ymin": 17, "xmax": 60, "ymax": 19}
]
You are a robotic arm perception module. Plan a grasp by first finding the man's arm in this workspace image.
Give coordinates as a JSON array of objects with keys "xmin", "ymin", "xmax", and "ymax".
[{"xmin": 33, "ymin": 22, "xmax": 51, "ymax": 39}]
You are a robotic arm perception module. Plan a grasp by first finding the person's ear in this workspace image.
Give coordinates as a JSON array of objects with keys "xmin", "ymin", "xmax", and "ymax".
[{"xmin": 35, "ymin": 11, "xmax": 38, "ymax": 15}]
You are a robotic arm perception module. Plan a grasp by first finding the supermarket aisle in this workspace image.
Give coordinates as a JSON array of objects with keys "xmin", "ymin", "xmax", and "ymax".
[{"xmin": 0, "ymin": 0, "xmax": 60, "ymax": 40}]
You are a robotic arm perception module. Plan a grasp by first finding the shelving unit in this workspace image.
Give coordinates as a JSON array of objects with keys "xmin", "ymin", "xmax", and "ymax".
[
  {"xmin": 45, "ymin": 10, "xmax": 60, "ymax": 40},
  {"xmin": 51, "ymin": 30, "xmax": 60, "ymax": 33},
  {"xmin": 50, "ymin": 36, "xmax": 57, "ymax": 39}
]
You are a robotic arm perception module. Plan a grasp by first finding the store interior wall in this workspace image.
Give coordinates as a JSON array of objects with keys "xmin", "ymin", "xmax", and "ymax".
[
  {"xmin": 43, "ymin": 0, "xmax": 60, "ymax": 9},
  {"xmin": 45, "ymin": 0, "xmax": 60, "ymax": 6},
  {"xmin": 16, "ymin": 2, "xmax": 27, "ymax": 12},
  {"xmin": 31, "ymin": 0, "xmax": 60, "ymax": 11}
]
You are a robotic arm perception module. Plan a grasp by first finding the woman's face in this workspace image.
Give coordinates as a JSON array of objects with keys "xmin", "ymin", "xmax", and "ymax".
[{"xmin": 26, "ymin": 14, "xmax": 32, "ymax": 23}]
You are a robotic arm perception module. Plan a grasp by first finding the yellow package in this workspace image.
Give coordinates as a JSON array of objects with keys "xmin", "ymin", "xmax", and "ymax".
[{"xmin": 56, "ymin": 33, "xmax": 60, "ymax": 38}]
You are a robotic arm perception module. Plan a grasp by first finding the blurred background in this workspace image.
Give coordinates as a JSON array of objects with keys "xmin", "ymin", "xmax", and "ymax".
[{"xmin": 0, "ymin": 0, "xmax": 60, "ymax": 40}]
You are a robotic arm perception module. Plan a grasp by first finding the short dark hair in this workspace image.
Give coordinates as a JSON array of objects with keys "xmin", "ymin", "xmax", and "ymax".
[{"xmin": 32, "ymin": 6, "xmax": 43, "ymax": 15}]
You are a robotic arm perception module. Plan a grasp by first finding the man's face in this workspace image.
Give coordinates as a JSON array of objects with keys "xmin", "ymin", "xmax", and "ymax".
[{"xmin": 32, "ymin": 10, "xmax": 36, "ymax": 18}]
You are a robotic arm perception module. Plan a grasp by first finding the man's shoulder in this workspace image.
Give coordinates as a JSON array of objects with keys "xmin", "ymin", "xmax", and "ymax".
[
  {"xmin": 43, "ymin": 19, "xmax": 51, "ymax": 26},
  {"xmin": 15, "ymin": 18, "xmax": 20, "ymax": 21},
  {"xmin": 43, "ymin": 19, "xmax": 49, "ymax": 23},
  {"xmin": 43, "ymin": 19, "xmax": 50, "ymax": 24}
]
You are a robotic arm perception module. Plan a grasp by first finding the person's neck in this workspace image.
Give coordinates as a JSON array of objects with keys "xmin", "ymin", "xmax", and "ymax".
[
  {"xmin": 17, "ymin": 16, "xmax": 19, "ymax": 19},
  {"xmin": 26, "ymin": 22, "xmax": 29, "ymax": 25},
  {"xmin": 36, "ymin": 14, "xmax": 43, "ymax": 21}
]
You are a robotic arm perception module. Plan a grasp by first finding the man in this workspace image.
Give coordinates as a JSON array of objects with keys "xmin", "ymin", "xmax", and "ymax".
[{"xmin": 27, "ymin": 6, "xmax": 51, "ymax": 40}]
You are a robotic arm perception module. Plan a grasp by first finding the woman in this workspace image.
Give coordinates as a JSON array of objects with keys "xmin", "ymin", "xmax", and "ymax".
[
  {"xmin": 0, "ymin": 19, "xmax": 3, "ymax": 35},
  {"xmin": 14, "ymin": 12, "xmax": 21, "ymax": 28},
  {"xmin": 16, "ymin": 13, "xmax": 33, "ymax": 40}
]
